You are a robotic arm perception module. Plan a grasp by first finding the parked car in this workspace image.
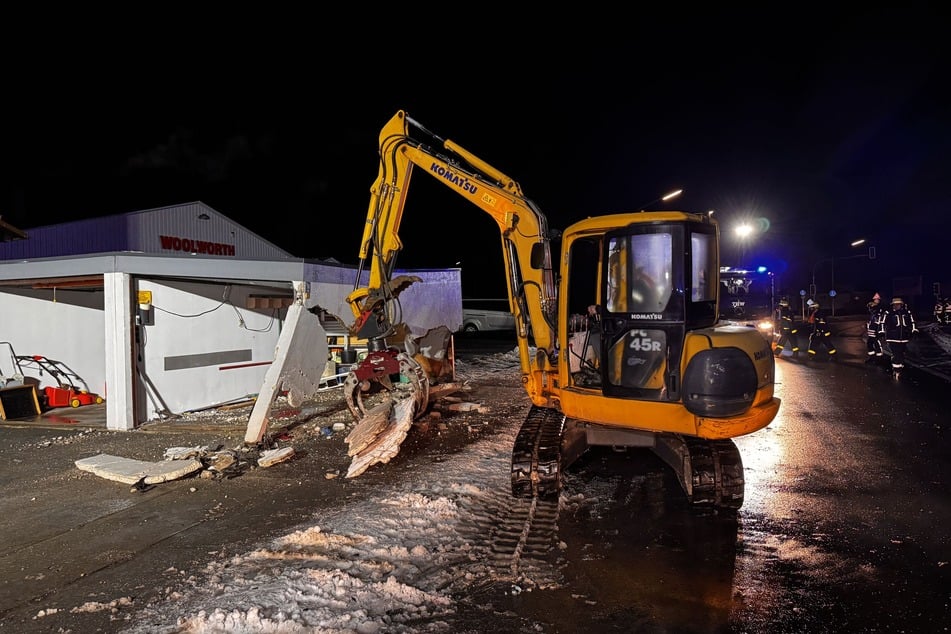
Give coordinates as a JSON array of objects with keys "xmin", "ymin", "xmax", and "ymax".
[{"xmin": 460, "ymin": 298, "xmax": 515, "ymax": 332}]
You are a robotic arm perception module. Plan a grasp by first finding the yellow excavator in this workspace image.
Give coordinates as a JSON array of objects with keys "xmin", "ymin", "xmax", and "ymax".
[{"xmin": 343, "ymin": 110, "xmax": 780, "ymax": 511}]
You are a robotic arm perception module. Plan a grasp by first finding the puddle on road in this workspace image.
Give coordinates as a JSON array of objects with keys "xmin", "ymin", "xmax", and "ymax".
[{"xmin": 488, "ymin": 447, "xmax": 745, "ymax": 632}]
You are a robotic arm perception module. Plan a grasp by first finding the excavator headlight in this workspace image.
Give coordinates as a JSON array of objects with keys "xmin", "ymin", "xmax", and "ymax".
[{"xmin": 682, "ymin": 347, "xmax": 757, "ymax": 417}]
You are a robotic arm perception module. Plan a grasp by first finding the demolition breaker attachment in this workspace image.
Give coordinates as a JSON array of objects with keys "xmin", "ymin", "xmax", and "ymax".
[{"xmin": 343, "ymin": 348, "xmax": 429, "ymax": 421}]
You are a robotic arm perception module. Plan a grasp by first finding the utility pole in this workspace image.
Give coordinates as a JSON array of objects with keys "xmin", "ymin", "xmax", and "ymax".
[
  {"xmin": 833, "ymin": 251, "xmax": 875, "ymax": 316},
  {"xmin": 831, "ymin": 258, "xmax": 836, "ymax": 316},
  {"xmin": 811, "ymin": 257, "xmax": 833, "ymax": 305}
]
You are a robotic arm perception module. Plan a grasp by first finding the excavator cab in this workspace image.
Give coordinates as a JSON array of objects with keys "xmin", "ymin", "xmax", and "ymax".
[
  {"xmin": 563, "ymin": 217, "xmax": 720, "ymax": 392},
  {"xmin": 597, "ymin": 221, "xmax": 718, "ymax": 401}
]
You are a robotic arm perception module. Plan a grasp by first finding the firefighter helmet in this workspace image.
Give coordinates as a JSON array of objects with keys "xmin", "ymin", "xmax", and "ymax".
[
  {"xmin": 779, "ymin": 298, "xmax": 789, "ymax": 307},
  {"xmin": 891, "ymin": 297, "xmax": 904, "ymax": 306}
]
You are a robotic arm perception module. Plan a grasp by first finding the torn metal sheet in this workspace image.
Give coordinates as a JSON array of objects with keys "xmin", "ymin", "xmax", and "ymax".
[{"xmin": 75, "ymin": 453, "xmax": 203, "ymax": 485}]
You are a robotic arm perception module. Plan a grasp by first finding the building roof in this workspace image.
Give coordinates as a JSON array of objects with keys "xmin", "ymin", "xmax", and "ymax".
[
  {"xmin": 0, "ymin": 202, "xmax": 294, "ymax": 261},
  {"xmin": 0, "ymin": 216, "xmax": 28, "ymax": 242}
]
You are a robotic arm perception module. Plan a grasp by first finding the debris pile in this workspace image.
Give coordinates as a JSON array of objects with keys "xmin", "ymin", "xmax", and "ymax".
[{"xmin": 75, "ymin": 443, "xmax": 295, "ymax": 490}]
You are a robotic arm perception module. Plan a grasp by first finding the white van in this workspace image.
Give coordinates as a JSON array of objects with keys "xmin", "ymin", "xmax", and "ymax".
[{"xmin": 460, "ymin": 298, "xmax": 515, "ymax": 332}]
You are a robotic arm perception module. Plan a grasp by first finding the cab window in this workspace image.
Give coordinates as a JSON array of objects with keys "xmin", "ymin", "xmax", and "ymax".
[{"xmin": 606, "ymin": 233, "xmax": 672, "ymax": 314}]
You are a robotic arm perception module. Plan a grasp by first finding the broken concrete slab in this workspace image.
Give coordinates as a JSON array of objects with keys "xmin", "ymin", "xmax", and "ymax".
[
  {"xmin": 163, "ymin": 446, "xmax": 211, "ymax": 460},
  {"xmin": 75, "ymin": 453, "xmax": 203, "ymax": 485},
  {"xmin": 257, "ymin": 446, "xmax": 295, "ymax": 467},
  {"xmin": 244, "ymin": 298, "xmax": 329, "ymax": 445}
]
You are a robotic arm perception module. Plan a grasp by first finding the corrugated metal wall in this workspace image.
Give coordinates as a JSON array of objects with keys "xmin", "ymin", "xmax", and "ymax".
[
  {"xmin": 0, "ymin": 215, "xmax": 129, "ymax": 259},
  {"xmin": 0, "ymin": 202, "xmax": 296, "ymax": 261},
  {"xmin": 128, "ymin": 202, "xmax": 294, "ymax": 260}
]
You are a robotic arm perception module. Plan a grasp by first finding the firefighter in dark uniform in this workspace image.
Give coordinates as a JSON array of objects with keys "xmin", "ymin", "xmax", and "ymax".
[
  {"xmin": 866, "ymin": 292, "xmax": 886, "ymax": 363},
  {"xmin": 806, "ymin": 301, "xmax": 837, "ymax": 360},
  {"xmin": 773, "ymin": 297, "xmax": 799, "ymax": 358},
  {"xmin": 880, "ymin": 297, "xmax": 918, "ymax": 378}
]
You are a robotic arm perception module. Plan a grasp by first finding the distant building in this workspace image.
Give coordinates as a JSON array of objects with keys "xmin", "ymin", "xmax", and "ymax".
[{"xmin": 0, "ymin": 201, "xmax": 293, "ymax": 261}]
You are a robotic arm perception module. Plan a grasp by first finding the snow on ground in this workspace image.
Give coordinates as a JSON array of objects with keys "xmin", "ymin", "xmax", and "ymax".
[{"xmin": 123, "ymin": 348, "xmax": 563, "ymax": 634}]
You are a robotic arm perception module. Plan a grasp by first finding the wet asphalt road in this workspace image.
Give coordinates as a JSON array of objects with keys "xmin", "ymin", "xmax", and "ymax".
[{"xmin": 486, "ymin": 320, "xmax": 951, "ymax": 633}]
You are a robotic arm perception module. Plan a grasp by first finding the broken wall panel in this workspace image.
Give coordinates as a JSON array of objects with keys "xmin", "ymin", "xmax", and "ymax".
[{"xmin": 308, "ymin": 265, "xmax": 463, "ymax": 337}]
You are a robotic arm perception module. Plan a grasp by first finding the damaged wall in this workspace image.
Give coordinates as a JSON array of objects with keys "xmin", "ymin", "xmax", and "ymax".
[
  {"xmin": 307, "ymin": 263, "xmax": 463, "ymax": 337},
  {"xmin": 0, "ymin": 203, "xmax": 464, "ymax": 431},
  {"xmin": 0, "ymin": 262, "xmax": 463, "ymax": 426}
]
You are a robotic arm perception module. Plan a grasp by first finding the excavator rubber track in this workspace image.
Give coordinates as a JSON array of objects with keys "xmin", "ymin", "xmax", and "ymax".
[
  {"xmin": 682, "ymin": 437, "xmax": 745, "ymax": 510},
  {"xmin": 511, "ymin": 405, "xmax": 566, "ymax": 499}
]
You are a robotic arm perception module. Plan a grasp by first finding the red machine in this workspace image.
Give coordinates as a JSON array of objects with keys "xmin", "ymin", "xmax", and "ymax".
[{"xmin": 15, "ymin": 355, "xmax": 104, "ymax": 409}]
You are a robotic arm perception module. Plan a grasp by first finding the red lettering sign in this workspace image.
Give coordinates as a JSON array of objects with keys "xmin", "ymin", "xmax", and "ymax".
[{"xmin": 159, "ymin": 235, "xmax": 236, "ymax": 256}]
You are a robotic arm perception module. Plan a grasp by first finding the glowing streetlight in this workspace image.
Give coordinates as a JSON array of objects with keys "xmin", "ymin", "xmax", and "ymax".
[
  {"xmin": 734, "ymin": 223, "xmax": 754, "ymax": 239},
  {"xmin": 732, "ymin": 221, "xmax": 759, "ymax": 266}
]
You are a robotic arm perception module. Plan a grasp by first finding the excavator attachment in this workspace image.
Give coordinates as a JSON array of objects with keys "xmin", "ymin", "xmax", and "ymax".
[
  {"xmin": 339, "ymin": 326, "xmax": 456, "ymax": 478},
  {"xmin": 342, "ymin": 349, "xmax": 429, "ymax": 421},
  {"xmin": 340, "ymin": 349, "xmax": 430, "ymax": 479}
]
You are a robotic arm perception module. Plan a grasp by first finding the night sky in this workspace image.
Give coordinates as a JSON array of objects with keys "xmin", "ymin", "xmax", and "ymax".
[{"xmin": 3, "ymin": 8, "xmax": 949, "ymax": 303}]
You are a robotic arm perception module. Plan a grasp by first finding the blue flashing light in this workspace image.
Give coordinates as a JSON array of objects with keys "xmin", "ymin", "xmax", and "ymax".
[{"xmin": 756, "ymin": 265, "xmax": 768, "ymax": 274}]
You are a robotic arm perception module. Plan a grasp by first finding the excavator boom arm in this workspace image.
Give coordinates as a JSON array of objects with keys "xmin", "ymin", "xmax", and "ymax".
[{"xmin": 348, "ymin": 110, "xmax": 558, "ymax": 353}]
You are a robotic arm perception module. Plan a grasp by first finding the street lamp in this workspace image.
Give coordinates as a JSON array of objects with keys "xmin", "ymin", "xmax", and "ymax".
[
  {"xmin": 734, "ymin": 223, "xmax": 754, "ymax": 240},
  {"xmin": 810, "ymin": 257, "xmax": 842, "ymax": 316},
  {"xmin": 813, "ymin": 239, "xmax": 870, "ymax": 317},
  {"xmin": 637, "ymin": 188, "xmax": 683, "ymax": 212},
  {"xmin": 734, "ymin": 222, "xmax": 756, "ymax": 267}
]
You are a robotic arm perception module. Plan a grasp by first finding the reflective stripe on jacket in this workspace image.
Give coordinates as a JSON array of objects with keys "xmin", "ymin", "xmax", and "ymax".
[{"xmin": 881, "ymin": 308, "xmax": 916, "ymax": 342}]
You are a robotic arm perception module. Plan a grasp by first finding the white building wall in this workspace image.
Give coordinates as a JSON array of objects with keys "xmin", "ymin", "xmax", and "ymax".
[
  {"xmin": 396, "ymin": 269, "xmax": 464, "ymax": 335},
  {"xmin": 135, "ymin": 279, "xmax": 288, "ymax": 419},
  {"xmin": 305, "ymin": 262, "xmax": 463, "ymax": 336},
  {"xmin": 0, "ymin": 287, "xmax": 106, "ymax": 397},
  {"xmin": 0, "ymin": 256, "xmax": 463, "ymax": 429}
]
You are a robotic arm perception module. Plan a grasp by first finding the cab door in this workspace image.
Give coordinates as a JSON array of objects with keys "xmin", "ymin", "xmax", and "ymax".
[{"xmin": 599, "ymin": 222, "xmax": 717, "ymax": 402}]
